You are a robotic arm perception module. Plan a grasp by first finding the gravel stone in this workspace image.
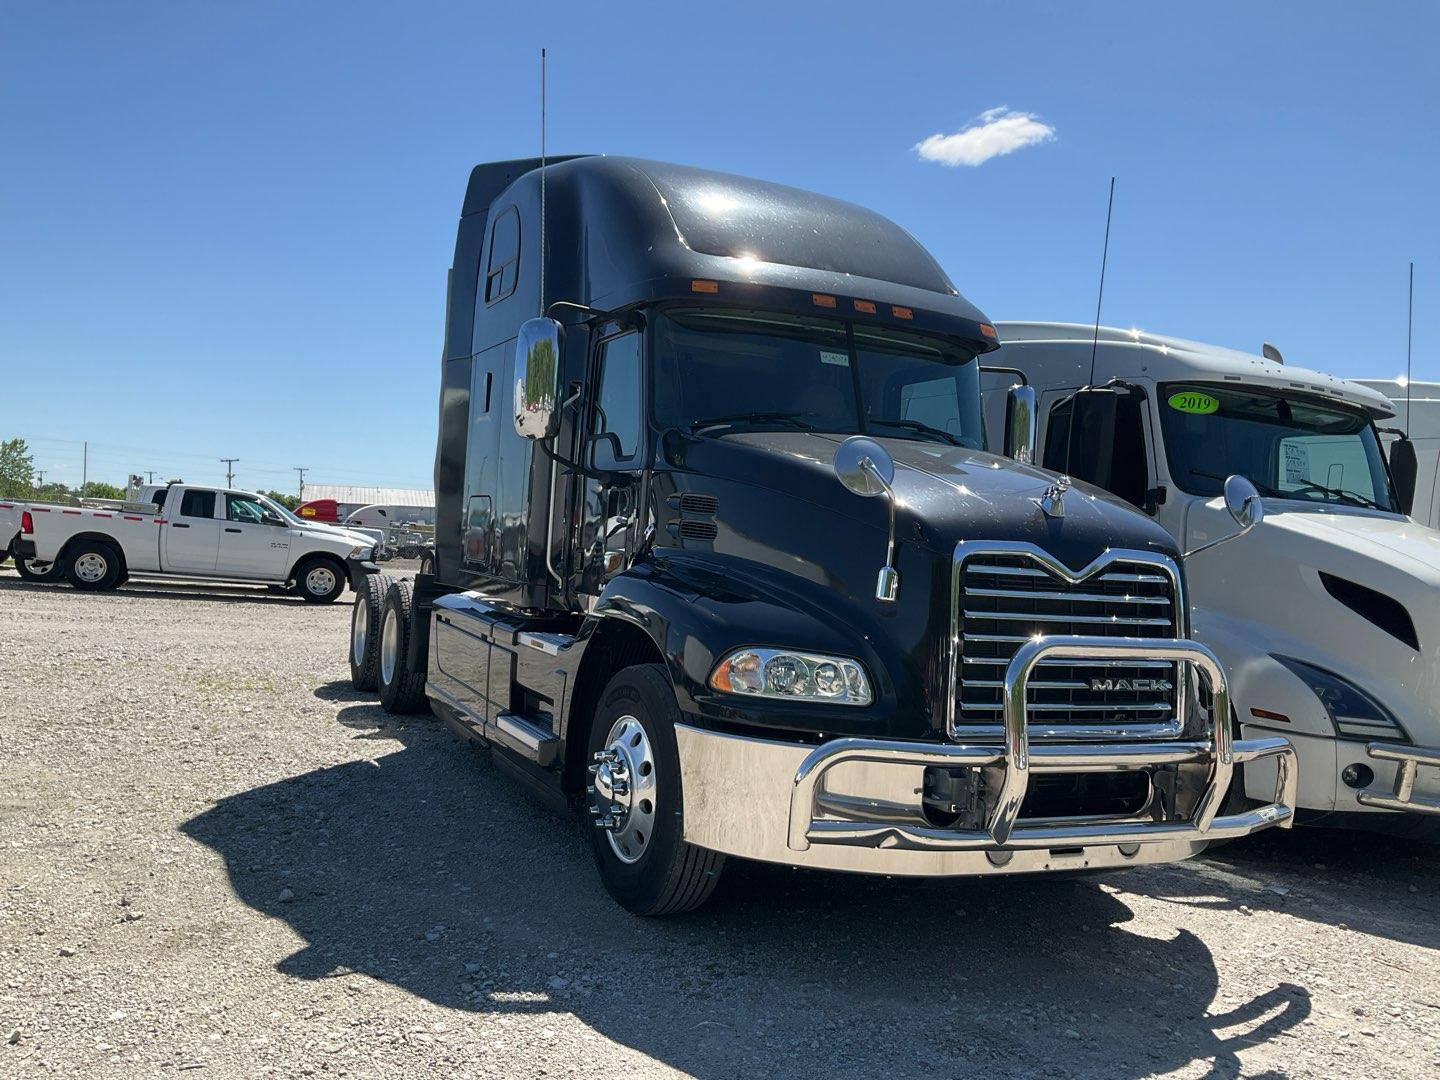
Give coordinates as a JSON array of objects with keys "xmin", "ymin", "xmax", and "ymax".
[{"xmin": 2, "ymin": 564, "xmax": 1437, "ymax": 1079}]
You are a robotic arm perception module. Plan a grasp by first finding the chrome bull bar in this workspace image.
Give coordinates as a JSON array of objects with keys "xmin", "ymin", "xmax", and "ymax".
[
  {"xmin": 788, "ymin": 636, "xmax": 1298, "ymax": 852},
  {"xmin": 1358, "ymin": 742, "xmax": 1440, "ymax": 816}
]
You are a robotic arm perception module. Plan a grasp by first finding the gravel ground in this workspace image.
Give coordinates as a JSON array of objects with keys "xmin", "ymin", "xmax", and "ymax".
[{"xmin": 2, "ymin": 566, "xmax": 1438, "ymax": 1079}]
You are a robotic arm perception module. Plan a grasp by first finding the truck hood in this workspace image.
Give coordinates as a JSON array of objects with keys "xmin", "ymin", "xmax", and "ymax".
[
  {"xmin": 673, "ymin": 431, "xmax": 1180, "ymax": 570},
  {"xmin": 1262, "ymin": 505, "xmax": 1440, "ymax": 584}
]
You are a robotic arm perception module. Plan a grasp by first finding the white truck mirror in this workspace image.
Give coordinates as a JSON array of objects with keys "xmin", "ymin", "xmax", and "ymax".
[{"xmin": 514, "ymin": 317, "xmax": 564, "ymax": 440}]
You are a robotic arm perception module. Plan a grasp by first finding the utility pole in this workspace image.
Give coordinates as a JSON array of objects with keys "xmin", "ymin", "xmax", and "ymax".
[
  {"xmin": 82, "ymin": 441, "xmax": 88, "ymax": 490},
  {"xmin": 294, "ymin": 467, "xmax": 308, "ymax": 501},
  {"xmin": 221, "ymin": 457, "xmax": 239, "ymax": 488},
  {"xmin": 146, "ymin": 471, "xmax": 156, "ymax": 484}
]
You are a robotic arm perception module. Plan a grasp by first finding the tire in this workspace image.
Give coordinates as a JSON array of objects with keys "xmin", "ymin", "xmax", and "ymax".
[
  {"xmin": 295, "ymin": 557, "xmax": 346, "ymax": 604},
  {"xmin": 0, "ymin": 550, "xmax": 8, "ymax": 567},
  {"xmin": 585, "ymin": 664, "xmax": 725, "ymax": 916},
  {"xmin": 14, "ymin": 556, "xmax": 64, "ymax": 583},
  {"xmin": 377, "ymin": 578, "xmax": 428, "ymax": 714},
  {"xmin": 65, "ymin": 539, "xmax": 124, "ymax": 591},
  {"xmin": 349, "ymin": 572, "xmax": 394, "ymax": 692},
  {"xmin": 417, "ymin": 549, "xmax": 435, "ymax": 577}
]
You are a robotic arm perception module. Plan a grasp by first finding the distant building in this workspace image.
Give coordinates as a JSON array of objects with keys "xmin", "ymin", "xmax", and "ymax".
[{"xmin": 300, "ymin": 485, "xmax": 436, "ymax": 524}]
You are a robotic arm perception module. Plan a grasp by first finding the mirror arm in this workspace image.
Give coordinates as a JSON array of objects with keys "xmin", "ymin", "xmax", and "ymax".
[{"xmin": 861, "ymin": 458, "xmax": 900, "ymax": 602}]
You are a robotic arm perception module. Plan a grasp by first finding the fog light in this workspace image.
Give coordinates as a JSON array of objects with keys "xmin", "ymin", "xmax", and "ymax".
[{"xmin": 1341, "ymin": 763, "xmax": 1374, "ymax": 790}]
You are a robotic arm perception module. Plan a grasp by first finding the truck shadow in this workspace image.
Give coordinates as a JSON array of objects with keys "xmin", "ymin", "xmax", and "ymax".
[
  {"xmin": 0, "ymin": 570, "xmax": 303, "ymax": 605},
  {"xmin": 180, "ymin": 691, "xmax": 1315, "ymax": 1078}
]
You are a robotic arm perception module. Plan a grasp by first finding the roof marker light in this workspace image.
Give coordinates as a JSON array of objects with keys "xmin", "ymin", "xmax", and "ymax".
[
  {"xmin": 980, "ymin": 324, "xmax": 998, "ymax": 339},
  {"xmin": 853, "ymin": 299, "xmax": 876, "ymax": 314},
  {"xmin": 691, "ymin": 279, "xmax": 719, "ymax": 294},
  {"xmin": 812, "ymin": 293, "xmax": 836, "ymax": 308},
  {"xmin": 892, "ymin": 306, "xmax": 913, "ymax": 320}
]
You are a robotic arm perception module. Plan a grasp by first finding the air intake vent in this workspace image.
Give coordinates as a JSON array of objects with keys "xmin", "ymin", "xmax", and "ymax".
[
  {"xmin": 1320, "ymin": 572, "xmax": 1419, "ymax": 651},
  {"xmin": 678, "ymin": 519, "xmax": 718, "ymax": 541},
  {"xmin": 678, "ymin": 492, "xmax": 719, "ymax": 516}
]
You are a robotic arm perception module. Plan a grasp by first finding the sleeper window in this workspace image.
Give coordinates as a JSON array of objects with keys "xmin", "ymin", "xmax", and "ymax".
[{"xmin": 485, "ymin": 207, "xmax": 520, "ymax": 304}]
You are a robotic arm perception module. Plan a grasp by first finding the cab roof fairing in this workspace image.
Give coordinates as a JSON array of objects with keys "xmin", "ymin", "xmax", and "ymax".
[
  {"xmin": 995, "ymin": 321, "xmax": 1396, "ymax": 420},
  {"xmin": 483, "ymin": 155, "xmax": 999, "ymax": 347}
]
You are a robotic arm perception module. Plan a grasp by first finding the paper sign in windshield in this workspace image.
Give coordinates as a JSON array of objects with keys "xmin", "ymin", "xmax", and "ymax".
[
  {"xmin": 1168, "ymin": 391, "xmax": 1219, "ymax": 415},
  {"xmin": 819, "ymin": 350, "xmax": 850, "ymax": 367}
]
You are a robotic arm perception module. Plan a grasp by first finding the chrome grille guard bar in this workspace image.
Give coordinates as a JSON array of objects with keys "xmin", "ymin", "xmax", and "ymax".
[
  {"xmin": 1358, "ymin": 743, "xmax": 1440, "ymax": 816},
  {"xmin": 788, "ymin": 636, "xmax": 1298, "ymax": 853}
]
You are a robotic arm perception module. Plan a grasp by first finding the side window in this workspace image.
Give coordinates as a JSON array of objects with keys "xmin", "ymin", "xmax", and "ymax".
[
  {"xmin": 1044, "ymin": 398, "xmax": 1072, "ymax": 472},
  {"xmin": 225, "ymin": 494, "xmax": 266, "ymax": 524},
  {"xmin": 484, "ymin": 207, "xmax": 520, "ymax": 305},
  {"xmin": 1042, "ymin": 394, "xmax": 1149, "ymax": 508},
  {"xmin": 592, "ymin": 333, "xmax": 644, "ymax": 468},
  {"xmin": 179, "ymin": 490, "xmax": 216, "ymax": 518}
]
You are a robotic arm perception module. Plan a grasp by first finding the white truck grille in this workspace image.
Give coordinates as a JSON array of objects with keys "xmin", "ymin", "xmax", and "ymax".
[{"xmin": 954, "ymin": 551, "xmax": 1183, "ymax": 740}]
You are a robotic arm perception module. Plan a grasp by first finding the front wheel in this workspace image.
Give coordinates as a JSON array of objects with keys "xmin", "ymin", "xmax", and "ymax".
[
  {"xmin": 296, "ymin": 558, "xmax": 346, "ymax": 604},
  {"xmin": 65, "ymin": 540, "xmax": 124, "ymax": 591},
  {"xmin": 586, "ymin": 664, "xmax": 725, "ymax": 916}
]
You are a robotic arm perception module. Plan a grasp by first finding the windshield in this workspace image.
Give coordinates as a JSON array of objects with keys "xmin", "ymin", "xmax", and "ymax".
[
  {"xmin": 256, "ymin": 494, "xmax": 304, "ymax": 525},
  {"xmin": 652, "ymin": 308, "xmax": 984, "ymax": 447},
  {"xmin": 1158, "ymin": 382, "xmax": 1396, "ymax": 511}
]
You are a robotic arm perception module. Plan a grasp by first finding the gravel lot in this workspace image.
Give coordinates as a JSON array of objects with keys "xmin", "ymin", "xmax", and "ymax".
[{"xmin": 2, "ymin": 566, "xmax": 1438, "ymax": 1079}]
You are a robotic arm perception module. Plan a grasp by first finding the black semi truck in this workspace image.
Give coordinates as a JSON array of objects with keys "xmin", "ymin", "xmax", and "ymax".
[{"xmin": 347, "ymin": 155, "xmax": 1298, "ymax": 914}]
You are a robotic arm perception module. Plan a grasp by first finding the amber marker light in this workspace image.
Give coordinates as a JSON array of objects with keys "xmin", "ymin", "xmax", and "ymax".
[
  {"xmin": 892, "ymin": 306, "xmax": 913, "ymax": 320},
  {"xmin": 853, "ymin": 299, "xmax": 876, "ymax": 314},
  {"xmin": 811, "ymin": 293, "xmax": 837, "ymax": 308},
  {"xmin": 980, "ymin": 323, "xmax": 998, "ymax": 339},
  {"xmin": 691, "ymin": 279, "xmax": 719, "ymax": 294}
]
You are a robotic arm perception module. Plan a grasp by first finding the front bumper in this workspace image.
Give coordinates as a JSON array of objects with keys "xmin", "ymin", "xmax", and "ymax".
[
  {"xmin": 676, "ymin": 636, "xmax": 1297, "ymax": 877},
  {"xmin": 1357, "ymin": 743, "xmax": 1440, "ymax": 816}
]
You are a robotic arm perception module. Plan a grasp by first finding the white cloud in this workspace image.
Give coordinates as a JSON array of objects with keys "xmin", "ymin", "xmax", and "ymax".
[{"xmin": 914, "ymin": 107, "xmax": 1056, "ymax": 167}]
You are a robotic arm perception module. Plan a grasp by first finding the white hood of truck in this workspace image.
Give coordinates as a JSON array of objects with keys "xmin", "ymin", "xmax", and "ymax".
[{"xmin": 1262, "ymin": 505, "xmax": 1440, "ymax": 585}]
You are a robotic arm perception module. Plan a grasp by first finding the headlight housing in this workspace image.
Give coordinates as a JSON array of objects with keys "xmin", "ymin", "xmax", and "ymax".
[
  {"xmin": 708, "ymin": 647, "xmax": 872, "ymax": 706},
  {"xmin": 1272, "ymin": 654, "xmax": 1408, "ymax": 742},
  {"xmin": 347, "ymin": 545, "xmax": 368, "ymax": 559}
]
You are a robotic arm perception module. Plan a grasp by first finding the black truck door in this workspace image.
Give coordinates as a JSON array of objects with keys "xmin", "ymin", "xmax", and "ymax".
[{"xmin": 576, "ymin": 330, "xmax": 645, "ymax": 603}]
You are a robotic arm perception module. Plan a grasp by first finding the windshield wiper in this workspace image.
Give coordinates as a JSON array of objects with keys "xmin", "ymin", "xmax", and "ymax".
[
  {"xmin": 687, "ymin": 411, "xmax": 816, "ymax": 435},
  {"xmin": 867, "ymin": 418, "xmax": 966, "ymax": 446},
  {"xmin": 1288, "ymin": 480, "xmax": 1383, "ymax": 510},
  {"xmin": 1188, "ymin": 468, "xmax": 1282, "ymax": 497}
]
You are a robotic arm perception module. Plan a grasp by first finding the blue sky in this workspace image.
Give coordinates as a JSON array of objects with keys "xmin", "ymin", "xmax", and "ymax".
[{"xmin": 2, "ymin": 1, "xmax": 1435, "ymax": 492}]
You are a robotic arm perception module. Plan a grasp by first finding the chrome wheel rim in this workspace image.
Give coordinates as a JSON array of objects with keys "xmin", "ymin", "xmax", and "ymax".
[
  {"xmin": 74, "ymin": 552, "xmax": 108, "ymax": 583},
  {"xmin": 305, "ymin": 566, "xmax": 337, "ymax": 596},
  {"xmin": 24, "ymin": 560, "xmax": 51, "ymax": 576},
  {"xmin": 351, "ymin": 598, "xmax": 369, "ymax": 665},
  {"xmin": 590, "ymin": 715, "xmax": 658, "ymax": 864},
  {"xmin": 380, "ymin": 607, "xmax": 399, "ymax": 685}
]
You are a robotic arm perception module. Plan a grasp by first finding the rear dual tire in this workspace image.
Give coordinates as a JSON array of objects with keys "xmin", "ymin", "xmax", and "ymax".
[
  {"xmin": 377, "ymin": 579, "xmax": 428, "ymax": 714},
  {"xmin": 349, "ymin": 572, "xmax": 394, "ymax": 691}
]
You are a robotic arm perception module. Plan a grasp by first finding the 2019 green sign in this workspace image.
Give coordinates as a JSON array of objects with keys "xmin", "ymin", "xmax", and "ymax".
[{"xmin": 1168, "ymin": 391, "xmax": 1220, "ymax": 415}]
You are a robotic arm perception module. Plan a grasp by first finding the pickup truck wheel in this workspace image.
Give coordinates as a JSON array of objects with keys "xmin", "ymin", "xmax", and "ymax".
[
  {"xmin": 65, "ymin": 540, "xmax": 124, "ymax": 591},
  {"xmin": 586, "ymin": 664, "xmax": 725, "ymax": 916},
  {"xmin": 296, "ymin": 558, "xmax": 346, "ymax": 604},
  {"xmin": 377, "ymin": 579, "xmax": 428, "ymax": 713},
  {"xmin": 349, "ymin": 572, "xmax": 393, "ymax": 692},
  {"xmin": 14, "ymin": 557, "xmax": 64, "ymax": 583}
]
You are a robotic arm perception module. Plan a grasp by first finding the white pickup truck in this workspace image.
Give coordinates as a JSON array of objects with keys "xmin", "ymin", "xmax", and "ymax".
[
  {"xmin": 13, "ymin": 483, "xmax": 377, "ymax": 602},
  {"xmin": 2, "ymin": 487, "xmax": 167, "ymax": 581}
]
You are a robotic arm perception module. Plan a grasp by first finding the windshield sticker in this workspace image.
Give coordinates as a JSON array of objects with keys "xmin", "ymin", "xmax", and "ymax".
[
  {"xmin": 1168, "ymin": 391, "xmax": 1219, "ymax": 415},
  {"xmin": 819, "ymin": 350, "xmax": 849, "ymax": 367},
  {"xmin": 1284, "ymin": 442, "xmax": 1309, "ymax": 484}
]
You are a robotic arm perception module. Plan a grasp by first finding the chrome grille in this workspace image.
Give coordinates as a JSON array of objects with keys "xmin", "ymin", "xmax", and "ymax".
[{"xmin": 954, "ymin": 550, "xmax": 1183, "ymax": 739}]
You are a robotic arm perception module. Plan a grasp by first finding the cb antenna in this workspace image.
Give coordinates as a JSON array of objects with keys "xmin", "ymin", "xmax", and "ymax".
[
  {"xmin": 1088, "ymin": 176, "xmax": 1116, "ymax": 387},
  {"xmin": 1405, "ymin": 260, "xmax": 1414, "ymax": 437},
  {"xmin": 539, "ymin": 47, "xmax": 547, "ymax": 318}
]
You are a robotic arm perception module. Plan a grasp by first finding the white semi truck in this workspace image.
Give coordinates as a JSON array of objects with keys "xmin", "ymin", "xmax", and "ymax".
[
  {"xmin": 14, "ymin": 483, "xmax": 377, "ymax": 602},
  {"xmin": 987, "ymin": 323, "xmax": 1440, "ymax": 831}
]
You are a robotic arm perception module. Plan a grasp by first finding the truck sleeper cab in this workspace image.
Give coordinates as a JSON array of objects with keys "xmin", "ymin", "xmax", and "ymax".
[
  {"xmin": 988, "ymin": 322, "xmax": 1440, "ymax": 829},
  {"xmin": 357, "ymin": 158, "xmax": 1296, "ymax": 915}
]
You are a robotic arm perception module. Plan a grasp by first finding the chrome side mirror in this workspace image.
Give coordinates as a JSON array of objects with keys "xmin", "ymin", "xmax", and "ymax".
[
  {"xmin": 1004, "ymin": 384, "xmax": 1038, "ymax": 464},
  {"xmin": 834, "ymin": 436, "xmax": 900, "ymax": 602},
  {"xmin": 1185, "ymin": 474, "xmax": 1264, "ymax": 558},
  {"xmin": 514, "ymin": 317, "xmax": 564, "ymax": 439}
]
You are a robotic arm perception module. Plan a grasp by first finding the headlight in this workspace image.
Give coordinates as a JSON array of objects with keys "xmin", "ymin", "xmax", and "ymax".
[
  {"xmin": 1272, "ymin": 654, "xmax": 1408, "ymax": 742},
  {"xmin": 347, "ymin": 545, "xmax": 367, "ymax": 559},
  {"xmin": 708, "ymin": 647, "xmax": 872, "ymax": 706}
]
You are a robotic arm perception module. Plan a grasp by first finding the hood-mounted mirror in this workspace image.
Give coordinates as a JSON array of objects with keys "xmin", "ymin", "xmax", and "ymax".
[
  {"xmin": 1185, "ymin": 474, "xmax": 1264, "ymax": 558},
  {"xmin": 834, "ymin": 436, "xmax": 900, "ymax": 602}
]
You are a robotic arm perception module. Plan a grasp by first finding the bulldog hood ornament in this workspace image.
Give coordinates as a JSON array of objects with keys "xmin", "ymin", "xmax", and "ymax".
[{"xmin": 1034, "ymin": 475, "xmax": 1071, "ymax": 519}]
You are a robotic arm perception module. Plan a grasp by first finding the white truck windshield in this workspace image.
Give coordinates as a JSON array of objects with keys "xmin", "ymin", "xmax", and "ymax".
[
  {"xmin": 1158, "ymin": 383, "xmax": 1396, "ymax": 511},
  {"xmin": 652, "ymin": 308, "xmax": 984, "ymax": 448}
]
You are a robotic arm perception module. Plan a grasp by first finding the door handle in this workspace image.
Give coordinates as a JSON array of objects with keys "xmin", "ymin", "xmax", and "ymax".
[
  {"xmin": 172, "ymin": 523, "xmax": 190, "ymax": 528},
  {"xmin": 225, "ymin": 527, "xmax": 242, "ymax": 533}
]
